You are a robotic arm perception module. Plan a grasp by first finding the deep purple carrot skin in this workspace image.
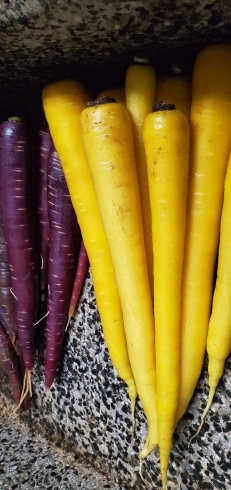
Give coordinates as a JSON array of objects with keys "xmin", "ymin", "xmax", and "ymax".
[
  {"xmin": 0, "ymin": 120, "xmax": 38, "ymax": 373},
  {"xmin": 45, "ymin": 145, "xmax": 80, "ymax": 390},
  {"xmin": 0, "ymin": 208, "xmax": 17, "ymax": 340},
  {"xmin": 68, "ymin": 240, "xmax": 88, "ymax": 319},
  {"xmin": 0, "ymin": 321, "xmax": 23, "ymax": 407},
  {"xmin": 38, "ymin": 126, "xmax": 52, "ymax": 291}
]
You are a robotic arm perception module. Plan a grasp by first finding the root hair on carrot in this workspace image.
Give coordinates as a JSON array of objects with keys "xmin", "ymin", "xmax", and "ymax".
[
  {"xmin": 10, "ymin": 288, "xmax": 18, "ymax": 301},
  {"xmin": 33, "ymin": 308, "xmax": 50, "ymax": 326}
]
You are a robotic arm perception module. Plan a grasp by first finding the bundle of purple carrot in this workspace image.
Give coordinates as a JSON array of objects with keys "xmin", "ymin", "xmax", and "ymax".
[{"xmin": 0, "ymin": 118, "xmax": 88, "ymax": 410}]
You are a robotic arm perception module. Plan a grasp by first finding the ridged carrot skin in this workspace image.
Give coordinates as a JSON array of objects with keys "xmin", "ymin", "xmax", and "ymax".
[
  {"xmin": 155, "ymin": 75, "xmax": 191, "ymax": 119},
  {"xmin": 202, "ymin": 151, "xmax": 231, "ymax": 422},
  {"xmin": 125, "ymin": 63, "xmax": 156, "ymax": 300},
  {"xmin": 97, "ymin": 86, "xmax": 126, "ymax": 106},
  {"xmin": 68, "ymin": 239, "xmax": 88, "ymax": 319},
  {"xmin": 0, "ymin": 321, "xmax": 23, "ymax": 407},
  {"xmin": 175, "ymin": 44, "xmax": 231, "ymax": 424},
  {"xmin": 143, "ymin": 105, "xmax": 190, "ymax": 489},
  {"xmin": 42, "ymin": 80, "xmax": 137, "ymax": 411},
  {"xmin": 0, "ymin": 120, "xmax": 38, "ymax": 373},
  {"xmin": 45, "ymin": 145, "xmax": 80, "ymax": 390},
  {"xmin": 38, "ymin": 125, "xmax": 52, "ymax": 291},
  {"xmin": 80, "ymin": 100, "xmax": 157, "ymax": 460}
]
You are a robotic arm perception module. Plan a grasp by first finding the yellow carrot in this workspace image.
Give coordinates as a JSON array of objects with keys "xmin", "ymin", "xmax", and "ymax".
[
  {"xmin": 143, "ymin": 102, "xmax": 190, "ymax": 490},
  {"xmin": 42, "ymin": 80, "xmax": 137, "ymax": 419},
  {"xmin": 80, "ymin": 98, "xmax": 158, "ymax": 461},
  {"xmin": 155, "ymin": 75, "xmax": 191, "ymax": 118},
  {"xmin": 175, "ymin": 44, "xmax": 231, "ymax": 425},
  {"xmin": 97, "ymin": 86, "xmax": 126, "ymax": 106},
  {"xmin": 125, "ymin": 61, "xmax": 156, "ymax": 300},
  {"xmin": 191, "ymin": 151, "xmax": 231, "ymax": 440}
]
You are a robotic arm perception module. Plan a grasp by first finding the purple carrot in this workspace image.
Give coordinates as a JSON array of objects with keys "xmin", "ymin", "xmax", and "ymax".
[
  {"xmin": 0, "ymin": 209, "xmax": 17, "ymax": 341},
  {"xmin": 37, "ymin": 126, "xmax": 52, "ymax": 291},
  {"xmin": 45, "ymin": 145, "xmax": 80, "ymax": 390},
  {"xmin": 0, "ymin": 118, "xmax": 38, "ymax": 374},
  {"xmin": 68, "ymin": 240, "xmax": 88, "ymax": 320},
  {"xmin": 0, "ymin": 321, "xmax": 24, "ymax": 407}
]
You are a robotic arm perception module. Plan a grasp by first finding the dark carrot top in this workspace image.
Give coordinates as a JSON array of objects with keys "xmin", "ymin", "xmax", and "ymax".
[
  {"xmin": 87, "ymin": 96, "xmax": 117, "ymax": 107},
  {"xmin": 152, "ymin": 100, "xmax": 176, "ymax": 112}
]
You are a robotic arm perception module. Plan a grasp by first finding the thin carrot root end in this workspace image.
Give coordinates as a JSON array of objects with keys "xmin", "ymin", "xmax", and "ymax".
[
  {"xmin": 2, "ymin": 370, "xmax": 32, "ymax": 426},
  {"xmin": 139, "ymin": 428, "xmax": 158, "ymax": 461},
  {"xmin": 129, "ymin": 393, "xmax": 137, "ymax": 438},
  {"xmin": 65, "ymin": 315, "xmax": 72, "ymax": 332},
  {"xmin": 189, "ymin": 386, "xmax": 216, "ymax": 445}
]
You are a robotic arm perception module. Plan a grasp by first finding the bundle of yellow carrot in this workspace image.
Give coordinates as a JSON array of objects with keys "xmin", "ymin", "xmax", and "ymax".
[{"xmin": 42, "ymin": 43, "xmax": 231, "ymax": 490}]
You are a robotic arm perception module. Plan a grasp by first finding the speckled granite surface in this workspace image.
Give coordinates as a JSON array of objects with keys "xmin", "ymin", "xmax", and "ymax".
[
  {"xmin": 1, "ymin": 269, "xmax": 231, "ymax": 489},
  {"xmin": 0, "ymin": 393, "xmax": 118, "ymax": 490},
  {"xmin": 0, "ymin": 1, "xmax": 231, "ymax": 489},
  {"xmin": 1, "ymin": 0, "xmax": 231, "ymax": 94}
]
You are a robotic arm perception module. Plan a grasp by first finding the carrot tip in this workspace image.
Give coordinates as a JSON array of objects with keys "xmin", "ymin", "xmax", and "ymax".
[
  {"xmin": 138, "ymin": 460, "xmax": 147, "ymax": 484},
  {"xmin": 2, "ymin": 371, "xmax": 30, "ymax": 426},
  {"xmin": 188, "ymin": 386, "xmax": 216, "ymax": 446},
  {"xmin": 65, "ymin": 316, "xmax": 71, "ymax": 332}
]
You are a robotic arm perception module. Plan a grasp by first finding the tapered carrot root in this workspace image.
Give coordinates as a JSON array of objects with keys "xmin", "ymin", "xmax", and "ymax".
[
  {"xmin": 80, "ymin": 98, "xmax": 157, "ymax": 461},
  {"xmin": 125, "ymin": 62, "xmax": 156, "ymax": 300},
  {"xmin": 45, "ymin": 146, "xmax": 80, "ymax": 390},
  {"xmin": 42, "ymin": 80, "xmax": 137, "ymax": 419},
  {"xmin": 143, "ymin": 102, "xmax": 190, "ymax": 489},
  {"xmin": 175, "ymin": 44, "xmax": 231, "ymax": 424},
  {"xmin": 190, "ymin": 150, "xmax": 231, "ymax": 442},
  {"xmin": 0, "ymin": 119, "xmax": 38, "ymax": 374},
  {"xmin": 68, "ymin": 239, "xmax": 88, "ymax": 320}
]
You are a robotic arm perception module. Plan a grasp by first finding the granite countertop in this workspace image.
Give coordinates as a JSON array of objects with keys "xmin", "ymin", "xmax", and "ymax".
[
  {"xmin": 0, "ymin": 0, "xmax": 231, "ymax": 102},
  {"xmin": 1, "ymin": 269, "xmax": 231, "ymax": 489},
  {"xmin": 0, "ymin": 2, "xmax": 231, "ymax": 489}
]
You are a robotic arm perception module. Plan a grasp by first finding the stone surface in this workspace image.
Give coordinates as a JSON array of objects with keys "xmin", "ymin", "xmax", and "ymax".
[
  {"xmin": 0, "ymin": 392, "xmax": 118, "ymax": 490},
  {"xmin": 0, "ymin": 1, "xmax": 231, "ymax": 489},
  {"xmin": 1, "ymin": 269, "xmax": 231, "ymax": 489}
]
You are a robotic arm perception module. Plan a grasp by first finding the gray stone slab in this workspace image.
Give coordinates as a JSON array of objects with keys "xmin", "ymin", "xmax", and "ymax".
[
  {"xmin": 0, "ymin": 2, "xmax": 230, "ymax": 489},
  {"xmin": 1, "ymin": 269, "xmax": 231, "ymax": 489}
]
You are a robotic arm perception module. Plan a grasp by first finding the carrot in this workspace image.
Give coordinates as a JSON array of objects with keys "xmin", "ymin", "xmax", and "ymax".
[
  {"xmin": 80, "ymin": 97, "xmax": 157, "ymax": 461},
  {"xmin": 191, "ymin": 150, "xmax": 231, "ymax": 440},
  {"xmin": 37, "ymin": 125, "xmax": 52, "ymax": 291},
  {"xmin": 97, "ymin": 86, "xmax": 126, "ymax": 105},
  {"xmin": 125, "ymin": 60, "xmax": 156, "ymax": 300},
  {"xmin": 175, "ymin": 44, "xmax": 231, "ymax": 424},
  {"xmin": 155, "ymin": 75, "xmax": 191, "ymax": 118},
  {"xmin": 0, "ymin": 321, "xmax": 24, "ymax": 407},
  {"xmin": 45, "ymin": 145, "xmax": 80, "ymax": 390},
  {"xmin": 0, "ymin": 209, "xmax": 17, "ymax": 342},
  {"xmin": 143, "ymin": 101, "xmax": 190, "ymax": 489},
  {"xmin": 0, "ymin": 118, "xmax": 38, "ymax": 378},
  {"xmin": 68, "ymin": 239, "xmax": 88, "ymax": 320},
  {"xmin": 42, "ymin": 81, "xmax": 137, "ymax": 422}
]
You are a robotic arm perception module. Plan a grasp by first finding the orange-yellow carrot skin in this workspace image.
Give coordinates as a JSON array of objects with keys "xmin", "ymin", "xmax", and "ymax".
[
  {"xmin": 42, "ymin": 79, "xmax": 137, "ymax": 408},
  {"xmin": 176, "ymin": 44, "xmax": 231, "ymax": 424},
  {"xmin": 155, "ymin": 75, "xmax": 191, "ymax": 118},
  {"xmin": 80, "ymin": 101, "xmax": 158, "ymax": 458},
  {"xmin": 97, "ymin": 86, "xmax": 126, "ymax": 106},
  {"xmin": 125, "ymin": 64, "xmax": 156, "ymax": 301},
  {"xmin": 206, "ymin": 152, "xmax": 231, "ymax": 396},
  {"xmin": 143, "ymin": 108, "xmax": 190, "ymax": 489}
]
